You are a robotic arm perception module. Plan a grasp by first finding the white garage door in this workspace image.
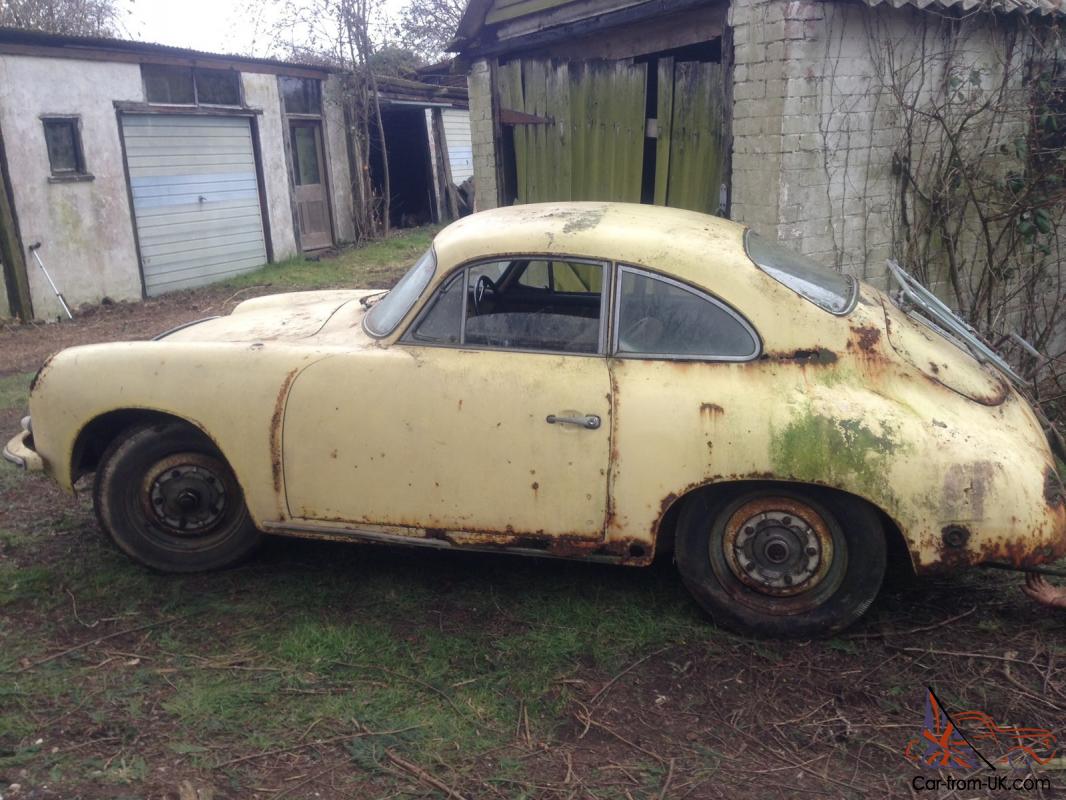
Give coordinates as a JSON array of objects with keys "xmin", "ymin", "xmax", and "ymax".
[
  {"xmin": 122, "ymin": 114, "xmax": 268, "ymax": 296},
  {"xmin": 442, "ymin": 109, "xmax": 473, "ymax": 183}
]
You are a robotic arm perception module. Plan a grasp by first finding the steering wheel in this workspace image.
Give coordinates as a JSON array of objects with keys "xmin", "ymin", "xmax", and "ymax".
[{"xmin": 473, "ymin": 274, "xmax": 496, "ymax": 315}]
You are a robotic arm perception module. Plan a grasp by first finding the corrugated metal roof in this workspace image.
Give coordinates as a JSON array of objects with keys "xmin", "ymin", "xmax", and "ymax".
[{"xmin": 858, "ymin": 0, "xmax": 1064, "ymax": 15}]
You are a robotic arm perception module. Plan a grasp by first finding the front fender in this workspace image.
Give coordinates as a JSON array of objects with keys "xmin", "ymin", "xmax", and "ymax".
[{"xmin": 27, "ymin": 341, "xmax": 323, "ymax": 524}]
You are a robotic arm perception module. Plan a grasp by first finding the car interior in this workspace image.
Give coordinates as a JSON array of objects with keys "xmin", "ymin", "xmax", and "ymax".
[{"xmin": 463, "ymin": 259, "xmax": 603, "ymax": 354}]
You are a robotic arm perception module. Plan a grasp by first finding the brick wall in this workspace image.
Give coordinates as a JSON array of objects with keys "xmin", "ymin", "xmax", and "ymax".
[
  {"xmin": 467, "ymin": 59, "xmax": 499, "ymax": 210},
  {"xmin": 729, "ymin": 0, "xmax": 1020, "ymax": 290}
]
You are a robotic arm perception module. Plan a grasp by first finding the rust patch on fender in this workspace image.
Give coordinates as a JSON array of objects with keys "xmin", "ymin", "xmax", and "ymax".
[
  {"xmin": 850, "ymin": 325, "xmax": 881, "ymax": 353},
  {"xmin": 270, "ymin": 368, "xmax": 300, "ymax": 494},
  {"xmin": 762, "ymin": 348, "xmax": 839, "ymax": 365}
]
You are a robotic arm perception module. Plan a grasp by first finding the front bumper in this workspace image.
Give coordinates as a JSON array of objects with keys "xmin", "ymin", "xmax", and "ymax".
[{"xmin": 3, "ymin": 419, "xmax": 43, "ymax": 471}]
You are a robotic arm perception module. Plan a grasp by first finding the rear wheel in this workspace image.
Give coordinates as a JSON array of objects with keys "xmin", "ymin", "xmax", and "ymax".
[
  {"xmin": 93, "ymin": 422, "xmax": 261, "ymax": 572},
  {"xmin": 676, "ymin": 486, "xmax": 885, "ymax": 637}
]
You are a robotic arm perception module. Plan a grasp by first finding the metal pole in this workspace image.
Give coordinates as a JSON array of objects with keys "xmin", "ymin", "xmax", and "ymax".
[{"xmin": 28, "ymin": 242, "xmax": 72, "ymax": 320}]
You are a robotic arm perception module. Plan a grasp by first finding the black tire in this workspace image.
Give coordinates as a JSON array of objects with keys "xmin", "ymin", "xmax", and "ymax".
[
  {"xmin": 93, "ymin": 422, "xmax": 261, "ymax": 572},
  {"xmin": 676, "ymin": 485, "xmax": 885, "ymax": 638}
]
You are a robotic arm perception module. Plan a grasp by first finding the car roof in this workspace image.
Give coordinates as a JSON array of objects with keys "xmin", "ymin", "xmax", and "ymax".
[{"xmin": 432, "ymin": 202, "xmax": 750, "ymax": 288}]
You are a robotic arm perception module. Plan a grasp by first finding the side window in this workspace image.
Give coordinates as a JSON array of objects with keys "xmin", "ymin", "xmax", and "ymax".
[
  {"xmin": 518, "ymin": 260, "xmax": 550, "ymax": 289},
  {"xmin": 466, "ymin": 259, "xmax": 605, "ymax": 354},
  {"xmin": 615, "ymin": 267, "xmax": 759, "ymax": 360},
  {"xmin": 403, "ymin": 271, "xmax": 463, "ymax": 345},
  {"xmin": 42, "ymin": 117, "xmax": 88, "ymax": 178}
]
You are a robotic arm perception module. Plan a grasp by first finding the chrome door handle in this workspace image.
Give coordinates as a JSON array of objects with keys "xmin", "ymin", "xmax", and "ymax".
[{"xmin": 546, "ymin": 413, "xmax": 601, "ymax": 430}]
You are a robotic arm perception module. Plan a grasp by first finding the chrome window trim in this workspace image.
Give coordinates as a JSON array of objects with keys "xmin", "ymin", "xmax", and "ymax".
[
  {"xmin": 400, "ymin": 255, "xmax": 611, "ymax": 357},
  {"xmin": 362, "ymin": 246, "xmax": 438, "ymax": 339},
  {"xmin": 610, "ymin": 264, "xmax": 762, "ymax": 362}
]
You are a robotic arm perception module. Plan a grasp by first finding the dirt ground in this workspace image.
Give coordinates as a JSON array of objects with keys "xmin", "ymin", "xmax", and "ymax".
[
  {"xmin": 0, "ymin": 283, "xmax": 280, "ymax": 377},
  {"xmin": 1, "ymin": 280, "xmax": 1065, "ymax": 799}
]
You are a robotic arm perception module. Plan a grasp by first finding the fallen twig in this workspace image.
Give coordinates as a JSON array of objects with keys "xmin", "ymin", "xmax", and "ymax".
[
  {"xmin": 9, "ymin": 613, "xmax": 202, "ymax": 673},
  {"xmin": 589, "ymin": 646, "xmax": 669, "ymax": 706},
  {"xmin": 385, "ymin": 748, "xmax": 468, "ymax": 800},
  {"xmin": 846, "ymin": 606, "xmax": 976, "ymax": 639},
  {"xmin": 213, "ymin": 726, "xmax": 422, "ymax": 769}
]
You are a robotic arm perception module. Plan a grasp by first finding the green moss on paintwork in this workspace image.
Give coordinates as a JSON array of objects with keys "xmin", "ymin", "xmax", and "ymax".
[{"xmin": 770, "ymin": 407, "xmax": 904, "ymax": 499}]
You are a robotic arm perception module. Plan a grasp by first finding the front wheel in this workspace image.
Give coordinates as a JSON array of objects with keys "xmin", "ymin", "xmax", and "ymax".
[
  {"xmin": 93, "ymin": 422, "xmax": 261, "ymax": 572},
  {"xmin": 676, "ymin": 486, "xmax": 885, "ymax": 637}
]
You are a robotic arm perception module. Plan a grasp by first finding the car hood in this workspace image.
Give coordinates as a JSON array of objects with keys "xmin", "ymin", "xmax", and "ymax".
[{"xmin": 161, "ymin": 290, "xmax": 383, "ymax": 343}]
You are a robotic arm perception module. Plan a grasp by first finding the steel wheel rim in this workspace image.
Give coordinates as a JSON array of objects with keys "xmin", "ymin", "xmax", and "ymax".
[
  {"xmin": 712, "ymin": 496, "xmax": 847, "ymax": 614},
  {"xmin": 140, "ymin": 452, "xmax": 239, "ymax": 544}
]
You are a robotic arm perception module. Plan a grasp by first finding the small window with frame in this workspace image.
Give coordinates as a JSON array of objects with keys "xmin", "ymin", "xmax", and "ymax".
[
  {"xmin": 142, "ymin": 64, "xmax": 195, "ymax": 104},
  {"xmin": 280, "ymin": 76, "xmax": 322, "ymax": 115},
  {"xmin": 195, "ymin": 68, "xmax": 241, "ymax": 106},
  {"xmin": 141, "ymin": 65, "xmax": 241, "ymax": 106},
  {"xmin": 42, "ymin": 117, "xmax": 89, "ymax": 180}
]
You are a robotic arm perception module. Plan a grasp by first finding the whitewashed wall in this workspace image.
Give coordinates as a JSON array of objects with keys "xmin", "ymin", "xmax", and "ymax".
[{"xmin": 0, "ymin": 55, "xmax": 145, "ymax": 319}]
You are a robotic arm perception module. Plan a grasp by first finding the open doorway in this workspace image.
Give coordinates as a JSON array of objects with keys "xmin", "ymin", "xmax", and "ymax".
[{"xmin": 370, "ymin": 106, "xmax": 434, "ymax": 229}]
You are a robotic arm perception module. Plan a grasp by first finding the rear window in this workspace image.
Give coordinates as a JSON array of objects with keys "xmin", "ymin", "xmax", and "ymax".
[{"xmin": 745, "ymin": 231, "xmax": 857, "ymax": 315}]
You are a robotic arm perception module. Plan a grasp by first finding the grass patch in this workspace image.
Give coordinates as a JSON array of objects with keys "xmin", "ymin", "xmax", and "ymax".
[
  {"xmin": 0, "ymin": 371, "xmax": 33, "ymax": 412},
  {"xmin": 220, "ymin": 226, "xmax": 438, "ymax": 293}
]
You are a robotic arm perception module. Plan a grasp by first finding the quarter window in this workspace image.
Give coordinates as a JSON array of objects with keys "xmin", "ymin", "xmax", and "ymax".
[
  {"xmin": 614, "ymin": 267, "xmax": 759, "ymax": 360},
  {"xmin": 42, "ymin": 117, "xmax": 88, "ymax": 177}
]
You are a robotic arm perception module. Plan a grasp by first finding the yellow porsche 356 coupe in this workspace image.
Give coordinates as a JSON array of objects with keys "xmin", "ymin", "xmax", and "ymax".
[{"xmin": 6, "ymin": 203, "xmax": 1065, "ymax": 636}]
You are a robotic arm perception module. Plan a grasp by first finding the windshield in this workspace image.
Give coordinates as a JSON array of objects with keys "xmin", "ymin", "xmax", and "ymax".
[
  {"xmin": 745, "ymin": 231, "xmax": 857, "ymax": 315},
  {"xmin": 364, "ymin": 248, "xmax": 437, "ymax": 337}
]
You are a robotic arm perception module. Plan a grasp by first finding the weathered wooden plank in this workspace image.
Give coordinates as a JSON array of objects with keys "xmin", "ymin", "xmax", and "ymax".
[
  {"xmin": 666, "ymin": 61, "xmax": 723, "ymax": 214},
  {"xmin": 654, "ymin": 57, "xmax": 674, "ymax": 206},
  {"xmin": 625, "ymin": 62, "xmax": 647, "ymax": 201},
  {"xmin": 568, "ymin": 61, "xmax": 589, "ymax": 201},
  {"xmin": 484, "ymin": 0, "xmax": 580, "ymax": 26},
  {"xmin": 497, "ymin": 60, "xmax": 529, "ymax": 202},
  {"xmin": 525, "ymin": 58, "xmax": 548, "ymax": 202},
  {"xmin": 549, "ymin": 60, "xmax": 571, "ymax": 201}
]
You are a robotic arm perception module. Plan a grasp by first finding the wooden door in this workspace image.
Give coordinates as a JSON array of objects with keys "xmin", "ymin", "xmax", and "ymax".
[{"xmin": 290, "ymin": 121, "xmax": 332, "ymax": 251}]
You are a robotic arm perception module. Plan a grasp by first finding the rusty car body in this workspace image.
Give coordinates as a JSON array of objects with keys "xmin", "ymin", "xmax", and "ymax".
[{"xmin": 6, "ymin": 202, "xmax": 1065, "ymax": 636}]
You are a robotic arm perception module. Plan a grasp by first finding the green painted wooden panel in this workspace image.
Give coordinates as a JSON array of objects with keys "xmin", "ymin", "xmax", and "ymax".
[
  {"xmin": 664, "ymin": 61, "xmax": 724, "ymax": 214},
  {"xmin": 506, "ymin": 58, "xmax": 646, "ymax": 205},
  {"xmin": 501, "ymin": 57, "xmax": 725, "ymax": 214},
  {"xmin": 654, "ymin": 57, "xmax": 674, "ymax": 206}
]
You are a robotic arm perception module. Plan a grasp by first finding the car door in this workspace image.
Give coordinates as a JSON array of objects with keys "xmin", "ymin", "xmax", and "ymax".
[{"xmin": 280, "ymin": 257, "xmax": 613, "ymax": 541}]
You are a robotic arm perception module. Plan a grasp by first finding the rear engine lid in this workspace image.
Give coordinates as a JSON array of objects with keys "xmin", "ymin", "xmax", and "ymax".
[{"xmin": 881, "ymin": 298, "xmax": 1008, "ymax": 405}]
